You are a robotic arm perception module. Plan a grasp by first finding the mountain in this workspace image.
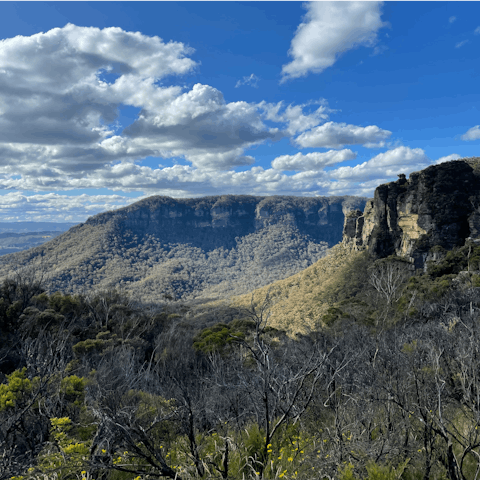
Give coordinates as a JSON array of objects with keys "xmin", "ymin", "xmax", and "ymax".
[
  {"xmin": 0, "ymin": 195, "xmax": 367, "ymax": 302},
  {"xmin": 0, "ymin": 223, "xmax": 76, "ymax": 256}
]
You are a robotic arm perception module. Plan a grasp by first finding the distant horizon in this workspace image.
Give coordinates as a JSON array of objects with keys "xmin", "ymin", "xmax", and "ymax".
[{"xmin": 0, "ymin": 1, "xmax": 479, "ymax": 222}]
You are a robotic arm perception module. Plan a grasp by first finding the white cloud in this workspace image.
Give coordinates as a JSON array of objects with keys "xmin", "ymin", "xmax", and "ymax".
[
  {"xmin": 281, "ymin": 1, "xmax": 386, "ymax": 81},
  {"xmin": 461, "ymin": 125, "xmax": 480, "ymax": 141},
  {"xmin": 0, "ymin": 147, "xmax": 427, "ymax": 200},
  {"xmin": 272, "ymin": 149, "xmax": 356, "ymax": 171},
  {"xmin": 0, "ymin": 24, "xmax": 196, "ymax": 146},
  {"xmin": 0, "ymin": 192, "xmax": 138, "ymax": 222},
  {"xmin": 449, "ymin": 16, "xmax": 457, "ymax": 24},
  {"xmin": 295, "ymin": 121, "xmax": 392, "ymax": 149},
  {"xmin": 435, "ymin": 153, "xmax": 461, "ymax": 164},
  {"xmin": 235, "ymin": 73, "xmax": 259, "ymax": 88},
  {"xmin": 123, "ymin": 83, "xmax": 280, "ymax": 170},
  {"xmin": 455, "ymin": 40, "xmax": 469, "ymax": 48},
  {"xmin": 328, "ymin": 146, "xmax": 429, "ymax": 181},
  {"xmin": 0, "ymin": 23, "xmax": 437, "ymax": 221},
  {"xmin": 475, "ymin": 26, "xmax": 480, "ymax": 35},
  {"xmin": 259, "ymin": 100, "xmax": 331, "ymax": 136}
]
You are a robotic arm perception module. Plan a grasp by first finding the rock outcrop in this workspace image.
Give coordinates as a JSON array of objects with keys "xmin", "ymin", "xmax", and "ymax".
[{"xmin": 343, "ymin": 157, "xmax": 480, "ymax": 268}]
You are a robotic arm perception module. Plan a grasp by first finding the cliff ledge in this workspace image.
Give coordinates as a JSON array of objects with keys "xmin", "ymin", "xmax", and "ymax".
[{"xmin": 343, "ymin": 157, "xmax": 480, "ymax": 269}]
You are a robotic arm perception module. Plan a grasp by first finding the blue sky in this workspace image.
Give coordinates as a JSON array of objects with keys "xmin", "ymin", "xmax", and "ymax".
[{"xmin": 0, "ymin": 1, "xmax": 479, "ymax": 222}]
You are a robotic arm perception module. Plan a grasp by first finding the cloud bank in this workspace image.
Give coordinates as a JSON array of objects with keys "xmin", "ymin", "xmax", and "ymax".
[{"xmin": 0, "ymin": 22, "xmax": 454, "ymax": 222}]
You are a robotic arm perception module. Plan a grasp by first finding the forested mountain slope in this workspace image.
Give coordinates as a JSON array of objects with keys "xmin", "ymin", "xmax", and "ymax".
[{"xmin": 0, "ymin": 195, "xmax": 366, "ymax": 302}]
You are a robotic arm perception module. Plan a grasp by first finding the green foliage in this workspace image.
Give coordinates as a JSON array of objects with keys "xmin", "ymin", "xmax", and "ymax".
[
  {"xmin": 60, "ymin": 375, "xmax": 87, "ymax": 405},
  {"xmin": 48, "ymin": 291, "xmax": 82, "ymax": 316},
  {"xmin": 322, "ymin": 306, "xmax": 351, "ymax": 327},
  {"xmin": 37, "ymin": 417, "xmax": 90, "ymax": 477},
  {"xmin": 193, "ymin": 319, "xmax": 255, "ymax": 354},
  {"xmin": 72, "ymin": 338, "xmax": 109, "ymax": 356},
  {"xmin": 321, "ymin": 251, "xmax": 373, "ymax": 304},
  {"xmin": 364, "ymin": 459, "xmax": 410, "ymax": 480},
  {"xmin": 338, "ymin": 462, "xmax": 358, "ymax": 480},
  {"xmin": 0, "ymin": 367, "xmax": 32, "ymax": 410},
  {"xmin": 427, "ymin": 243, "xmax": 480, "ymax": 278},
  {"xmin": 399, "ymin": 273, "xmax": 454, "ymax": 305}
]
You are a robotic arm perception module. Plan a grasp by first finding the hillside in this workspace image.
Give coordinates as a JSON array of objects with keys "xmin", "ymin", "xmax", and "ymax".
[
  {"xmin": 228, "ymin": 243, "xmax": 364, "ymax": 334},
  {"xmin": 0, "ymin": 195, "xmax": 367, "ymax": 302}
]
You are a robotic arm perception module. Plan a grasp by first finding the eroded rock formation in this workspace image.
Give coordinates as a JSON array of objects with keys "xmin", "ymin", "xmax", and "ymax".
[{"xmin": 343, "ymin": 157, "xmax": 480, "ymax": 268}]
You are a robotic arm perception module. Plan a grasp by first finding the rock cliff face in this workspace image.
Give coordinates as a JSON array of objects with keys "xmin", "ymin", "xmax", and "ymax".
[
  {"xmin": 87, "ymin": 194, "xmax": 366, "ymax": 250},
  {"xmin": 343, "ymin": 158, "xmax": 480, "ymax": 268}
]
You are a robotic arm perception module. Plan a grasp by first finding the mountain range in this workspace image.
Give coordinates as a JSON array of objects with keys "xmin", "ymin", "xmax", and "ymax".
[{"xmin": 0, "ymin": 195, "xmax": 366, "ymax": 302}]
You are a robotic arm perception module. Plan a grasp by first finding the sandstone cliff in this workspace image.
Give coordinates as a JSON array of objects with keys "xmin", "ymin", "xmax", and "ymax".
[
  {"xmin": 86, "ymin": 194, "xmax": 365, "ymax": 249},
  {"xmin": 343, "ymin": 157, "xmax": 480, "ymax": 268}
]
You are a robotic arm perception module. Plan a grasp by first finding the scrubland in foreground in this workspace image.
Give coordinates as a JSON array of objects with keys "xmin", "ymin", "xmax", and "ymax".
[{"xmin": 3, "ymin": 241, "xmax": 480, "ymax": 480}]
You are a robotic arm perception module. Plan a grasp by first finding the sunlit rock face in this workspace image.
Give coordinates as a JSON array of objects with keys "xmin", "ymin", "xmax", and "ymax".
[{"xmin": 343, "ymin": 157, "xmax": 480, "ymax": 269}]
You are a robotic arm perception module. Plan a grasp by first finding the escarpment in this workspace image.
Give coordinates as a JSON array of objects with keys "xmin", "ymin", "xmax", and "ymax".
[
  {"xmin": 343, "ymin": 157, "xmax": 480, "ymax": 268},
  {"xmin": 86, "ymin": 194, "xmax": 366, "ymax": 249}
]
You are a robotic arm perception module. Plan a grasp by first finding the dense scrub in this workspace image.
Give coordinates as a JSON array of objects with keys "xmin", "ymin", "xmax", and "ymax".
[{"xmin": 3, "ymin": 242, "xmax": 480, "ymax": 479}]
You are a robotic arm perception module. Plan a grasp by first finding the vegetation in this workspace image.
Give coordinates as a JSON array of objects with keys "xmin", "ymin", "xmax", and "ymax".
[
  {"xmin": 0, "ymin": 223, "xmax": 331, "ymax": 305},
  {"xmin": 3, "ymin": 238, "xmax": 480, "ymax": 479}
]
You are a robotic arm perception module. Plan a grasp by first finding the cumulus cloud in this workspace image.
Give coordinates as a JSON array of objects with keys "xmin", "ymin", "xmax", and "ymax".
[
  {"xmin": 328, "ymin": 146, "xmax": 429, "ymax": 182},
  {"xmin": 294, "ymin": 121, "xmax": 392, "ymax": 149},
  {"xmin": 0, "ymin": 24, "xmax": 195, "ymax": 146},
  {"xmin": 435, "ymin": 153, "xmax": 461, "ymax": 164},
  {"xmin": 0, "ymin": 144, "xmax": 438, "ymax": 220},
  {"xmin": 0, "ymin": 25, "xmax": 290, "ymax": 179},
  {"xmin": 235, "ymin": 73, "xmax": 259, "ymax": 88},
  {"xmin": 461, "ymin": 125, "xmax": 480, "ymax": 141},
  {"xmin": 272, "ymin": 149, "xmax": 356, "ymax": 171},
  {"xmin": 449, "ymin": 16, "xmax": 457, "ymax": 24},
  {"xmin": 281, "ymin": 1, "xmax": 386, "ymax": 81},
  {"xmin": 0, "ymin": 23, "xmax": 430, "ymax": 221},
  {"xmin": 12, "ymin": 147, "xmax": 423, "ymax": 197},
  {"xmin": 123, "ymin": 83, "xmax": 279, "ymax": 170},
  {"xmin": 475, "ymin": 27, "xmax": 480, "ymax": 35}
]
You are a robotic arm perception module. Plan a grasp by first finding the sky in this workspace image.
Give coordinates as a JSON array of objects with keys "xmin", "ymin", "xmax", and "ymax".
[{"xmin": 0, "ymin": 1, "xmax": 479, "ymax": 222}]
